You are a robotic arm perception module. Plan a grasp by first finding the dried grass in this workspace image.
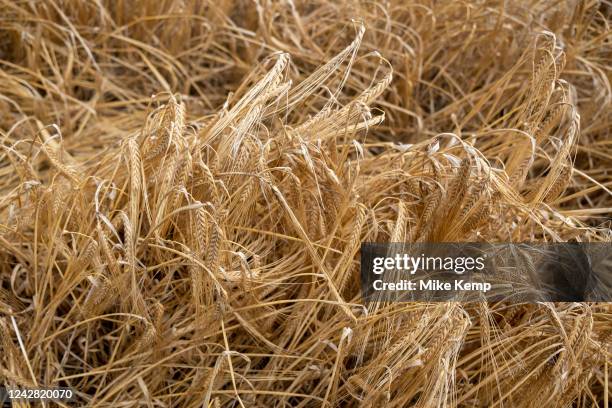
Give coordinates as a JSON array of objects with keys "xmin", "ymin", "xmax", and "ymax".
[{"xmin": 0, "ymin": 1, "xmax": 610, "ymax": 406}]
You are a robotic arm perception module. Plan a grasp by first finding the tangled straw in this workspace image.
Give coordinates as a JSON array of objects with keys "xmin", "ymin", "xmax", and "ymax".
[{"xmin": 0, "ymin": 1, "xmax": 610, "ymax": 407}]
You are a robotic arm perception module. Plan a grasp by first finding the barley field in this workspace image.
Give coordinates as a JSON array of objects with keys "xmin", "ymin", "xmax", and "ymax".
[{"xmin": 0, "ymin": 1, "xmax": 610, "ymax": 407}]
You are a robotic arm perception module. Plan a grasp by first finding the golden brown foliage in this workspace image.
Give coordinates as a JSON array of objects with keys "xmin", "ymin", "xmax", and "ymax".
[{"xmin": 0, "ymin": 1, "xmax": 610, "ymax": 407}]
